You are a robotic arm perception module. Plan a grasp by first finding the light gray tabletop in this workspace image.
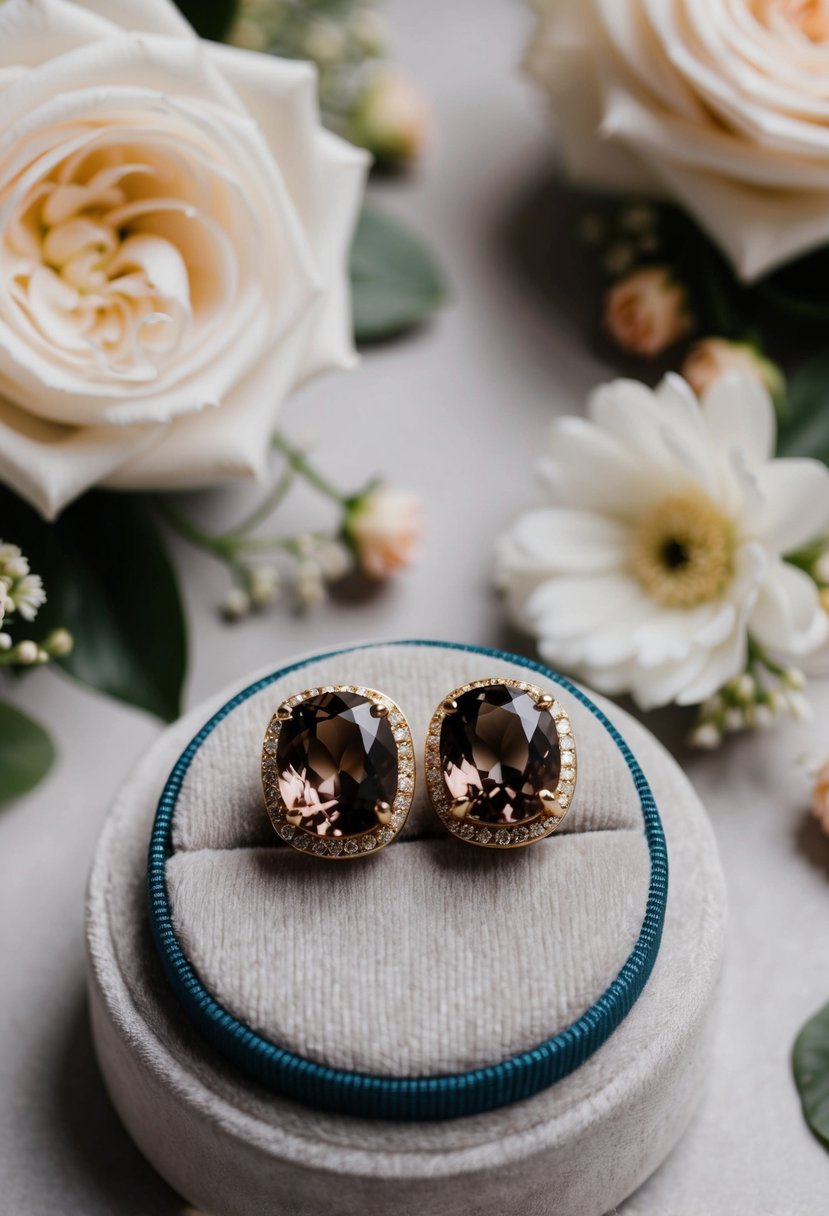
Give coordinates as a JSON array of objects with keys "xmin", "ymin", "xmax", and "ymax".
[{"xmin": 1, "ymin": 1, "xmax": 828, "ymax": 1212}]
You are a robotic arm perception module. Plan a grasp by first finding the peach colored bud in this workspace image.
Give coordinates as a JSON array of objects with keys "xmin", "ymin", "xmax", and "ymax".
[
  {"xmin": 603, "ymin": 267, "xmax": 692, "ymax": 358},
  {"xmin": 350, "ymin": 70, "xmax": 430, "ymax": 169},
  {"xmin": 347, "ymin": 487, "xmax": 422, "ymax": 580},
  {"xmin": 682, "ymin": 338, "xmax": 784, "ymax": 400},
  {"xmin": 812, "ymin": 761, "xmax": 829, "ymax": 835}
]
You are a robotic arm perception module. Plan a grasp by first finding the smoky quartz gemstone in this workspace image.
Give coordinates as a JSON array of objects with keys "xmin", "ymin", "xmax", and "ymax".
[
  {"xmin": 440, "ymin": 684, "xmax": 561, "ymax": 825},
  {"xmin": 276, "ymin": 690, "xmax": 398, "ymax": 837}
]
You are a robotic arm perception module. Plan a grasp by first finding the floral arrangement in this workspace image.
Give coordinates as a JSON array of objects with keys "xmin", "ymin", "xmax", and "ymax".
[
  {"xmin": 227, "ymin": 0, "xmax": 431, "ymax": 171},
  {"xmin": 520, "ymin": 0, "xmax": 829, "ymax": 1153},
  {"xmin": 510, "ymin": 0, "xmax": 829, "ymax": 748},
  {"xmin": 0, "ymin": 542, "xmax": 72, "ymax": 804},
  {"xmin": 0, "ymin": 0, "xmax": 443, "ymax": 798}
]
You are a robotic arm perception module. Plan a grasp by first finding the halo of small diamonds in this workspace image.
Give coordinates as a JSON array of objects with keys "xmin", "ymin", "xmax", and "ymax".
[
  {"xmin": 261, "ymin": 685, "xmax": 415, "ymax": 859},
  {"xmin": 425, "ymin": 677, "xmax": 577, "ymax": 849}
]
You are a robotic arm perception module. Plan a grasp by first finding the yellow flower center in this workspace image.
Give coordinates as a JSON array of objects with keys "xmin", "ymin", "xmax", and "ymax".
[{"xmin": 631, "ymin": 493, "xmax": 734, "ymax": 609}]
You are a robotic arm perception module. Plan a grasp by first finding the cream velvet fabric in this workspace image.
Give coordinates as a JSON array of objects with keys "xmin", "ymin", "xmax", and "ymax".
[{"xmin": 86, "ymin": 642, "xmax": 727, "ymax": 1216}]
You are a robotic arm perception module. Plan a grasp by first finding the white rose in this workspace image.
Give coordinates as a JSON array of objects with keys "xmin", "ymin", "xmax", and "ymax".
[
  {"xmin": 525, "ymin": 0, "xmax": 829, "ymax": 281},
  {"xmin": 0, "ymin": 0, "xmax": 367, "ymax": 519}
]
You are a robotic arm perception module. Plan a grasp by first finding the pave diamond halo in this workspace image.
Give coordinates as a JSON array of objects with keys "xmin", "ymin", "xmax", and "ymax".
[
  {"xmin": 262, "ymin": 685, "xmax": 415, "ymax": 859},
  {"xmin": 425, "ymin": 677, "xmax": 577, "ymax": 849}
]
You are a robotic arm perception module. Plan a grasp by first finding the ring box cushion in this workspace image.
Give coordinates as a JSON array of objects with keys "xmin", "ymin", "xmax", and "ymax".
[
  {"xmin": 163, "ymin": 643, "xmax": 652, "ymax": 1078},
  {"xmin": 86, "ymin": 641, "xmax": 727, "ymax": 1216}
]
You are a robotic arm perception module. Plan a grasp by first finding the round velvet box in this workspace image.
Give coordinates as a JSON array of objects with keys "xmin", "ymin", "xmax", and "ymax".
[{"xmin": 86, "ymin": 641, "xmax": 727, "ymax": 1216}]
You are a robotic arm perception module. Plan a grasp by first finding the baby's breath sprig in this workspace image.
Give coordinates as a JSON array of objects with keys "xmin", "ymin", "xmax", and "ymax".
[
  {"xmin": 159, "ymin": 430, "xmax": 421, "ymax": 618},
  {"xmin": 690, "ymin": 639, "xmax": 809, "ymax": 748},
  {"xmin": 229, "ymin": 0, "xmax": 429, "ymax": 171},
  {"xmin": 0, "ymin": 542, "xmax": 73, "ymax": 668}
]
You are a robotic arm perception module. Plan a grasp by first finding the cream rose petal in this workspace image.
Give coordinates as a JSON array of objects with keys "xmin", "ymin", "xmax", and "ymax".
[
  {"xmin": 0, "ymin": 398, "xmax": 163, "ymax": 519},
  {"xmin": 101, "ymin": 312, "xmax": 312, "ymax": 489},
  {"xmin": 599, "ymin": 84, "xmax": 829, "ymax": 278},
  {"xmin": 0, "ymin": 0, "xmax": 116, "ymax": 70},
  {"xmin": 204, "ymin": 45, "xmax": 368, "ymax": 377},
  {"xmin": 524, "ymin": 0, "xmax": 656, "ymax": 193},
  {"xmin": 71, "ymin": 0, "xmax": 196, "ymax": 38}
]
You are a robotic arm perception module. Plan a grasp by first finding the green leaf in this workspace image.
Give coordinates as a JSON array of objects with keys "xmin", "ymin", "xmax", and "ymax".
[
  {"xmin": 757, "ymin": 246, "xmax": 829, "ymax": 325},
  {"xmin": 350, "ymin": 206, "xmax": 445, "ymax": 342},
  {"xmin": 793, "ymin": 1000, "xmax": 829, "ymax": 1150},
  {"xmin": 0, "ymin": 489, "xmax": 187, "ymax": 722},
  {"xmin": 0, "ymin": 701, "xmax": 55, "ymax": 805},
  {"xmin": 174, "ymin": 0, "xmax": 238, "ymax": 41},
  {"xmin": 777, "ymin": 351, "xmax": 829, "ymax": 464}
]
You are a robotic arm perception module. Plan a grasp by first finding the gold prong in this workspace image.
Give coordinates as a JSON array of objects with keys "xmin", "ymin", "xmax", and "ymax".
[
  {"xmin": 538, "ymin": 789, "xmax": 561, "ymax": 819},
  {"xmin": 276, "ymin": 703, "xmax": 293, "ymax": 721},
  {"xmin": 535, "ymin": 694, "xmax": 554, "ymax": 711},
  {"xmin": 374, "ymin": 800, "xmax": 392, "ymax": 825},
  {"xmin": 450, "ymin": 796, "xmax": 471, "ymax": 820},
  {"xmin": 442, "ymin": 698, "xmax": 458, "ymax": 715},
  {"xmin": 370, "ymin": 702, "xmax": 389, "ymax": 718}
]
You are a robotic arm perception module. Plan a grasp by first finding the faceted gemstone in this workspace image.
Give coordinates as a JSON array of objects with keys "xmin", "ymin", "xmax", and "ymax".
[
  {"xmin": 440, "ymin": 684, "xmax": 561, "ymax": 825},
  {"xmin": 276, "ymin": 691, "xmax": 398, "ymax": 837}
]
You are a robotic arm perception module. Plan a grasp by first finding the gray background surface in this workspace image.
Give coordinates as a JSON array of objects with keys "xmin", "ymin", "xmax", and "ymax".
[{"xmin": 1, "ymin": 1, "xmax": 828, "ymax": 1212}]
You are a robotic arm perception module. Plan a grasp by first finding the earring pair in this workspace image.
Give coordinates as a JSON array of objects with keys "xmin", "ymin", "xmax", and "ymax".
[{"xmin": 261, "ymin": 678, "xmax": 577, "ymax": 859}]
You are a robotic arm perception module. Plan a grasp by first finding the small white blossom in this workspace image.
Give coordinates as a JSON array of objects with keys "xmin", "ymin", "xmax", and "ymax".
[
  {"xmin": 222, "ymin": 587, "xmax": 251, "ymax": 620},
  {"xmin": 602, "ymin": 243, "xmax": 635, "ymax": 277},
  {"xmin": 296, "ymin": 561, "xmax": 325, "ymax": 606},
  {"xmin": 787, "ymin": 692, "xmax": 812, "ymax": 722},
  {"xmin": 735, "ymin": 673, "xmax": 756, "ymax": 702},
  {"xmin": 0, "ymin": 633, "xmax": 10, "ymax": 651},
  {"xmin": 316, "ymin": 540, "xmax": 354, "ymax": 582},
  {"xmin": 620, "ymin": 204, "xmax": 657, "ymax": 234},
  {"xmin": 296, "ymin": 533, "xmax": 317, "ymax": 559},
  {"xmin": 248, "ymin": 565, "xmax": 280, "ymax": 606},
  {"xmin": 45, "ymin": 628, "xmax": 73, "ymax": 657},
  {"xmin": 350, "ymin": 8, "xmax": 386, "ymax": 55},
  {"xmin": 303, "ymin": 19, "xmax": 346, "ymax": 63},
  {"xmin": 691, "ymin": 723, "xmax": 721, "ymax": 749},
  {"xmin": 15, "ymin": 640, "xmax": 38, "ymax": 665},
  {"xmin": 8, "ymin": 573, "xmax": 46, "ymax": 621}
]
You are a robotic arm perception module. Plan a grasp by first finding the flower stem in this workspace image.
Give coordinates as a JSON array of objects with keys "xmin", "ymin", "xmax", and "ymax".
[
  {"xmin": 271, "ymin": 430, "xmax": 348, "ymax": 505},
  {"xmin": 156, "ymin": 498, "xmax": 236, "ymax": 558},
  {"xmin": 216, "ymin": 466, "xmax": 296, "ymax": 540}
]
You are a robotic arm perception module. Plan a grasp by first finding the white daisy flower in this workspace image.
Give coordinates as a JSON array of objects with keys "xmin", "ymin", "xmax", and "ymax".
[{"xmin": 496, "ymin": 373, "xmax": 829, "ymax": 710}]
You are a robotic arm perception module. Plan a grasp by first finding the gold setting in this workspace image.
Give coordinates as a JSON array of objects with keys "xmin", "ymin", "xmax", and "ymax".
[
  {"xmin": 261, "ymin": 684, "xmax": 415, "ymax": 860},
  {"xmin": 425, "ymin": 677, "xmax": 577, "ymax": 850}
]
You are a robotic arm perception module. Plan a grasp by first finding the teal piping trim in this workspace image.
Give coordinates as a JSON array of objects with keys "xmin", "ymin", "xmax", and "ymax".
[{"xmin": 148, "ymin": 640, "xmax": 668, "ymax": 1121}]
